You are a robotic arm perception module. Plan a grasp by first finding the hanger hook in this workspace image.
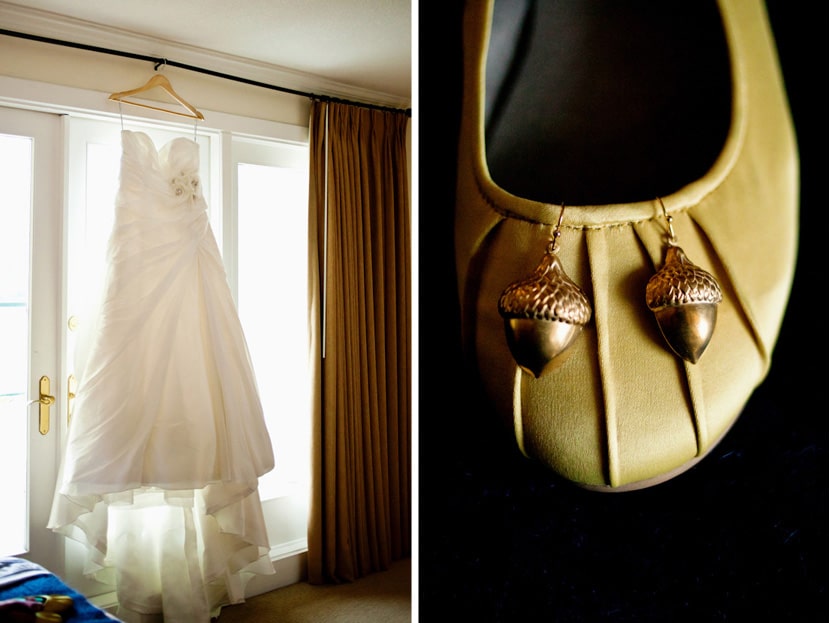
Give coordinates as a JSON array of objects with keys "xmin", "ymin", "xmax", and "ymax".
[{"xmin": 153, "ymin": 58, "xmax": 167, "ymax": 72}]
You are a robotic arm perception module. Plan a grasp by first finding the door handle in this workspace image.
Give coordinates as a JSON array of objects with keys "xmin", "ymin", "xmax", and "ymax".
[
  {"xmin": 67, "ymin": 374, "xmax": 76, "ymax": 426},
  {"xmin": 27, "ymin": 375, "xmax": 54, "ymax": 435}
]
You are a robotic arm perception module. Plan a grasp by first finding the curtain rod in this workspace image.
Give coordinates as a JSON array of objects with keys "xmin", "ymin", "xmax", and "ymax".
[{"xmin": 0, "ymin": 28, "xmax": 411, "ymax": 117}]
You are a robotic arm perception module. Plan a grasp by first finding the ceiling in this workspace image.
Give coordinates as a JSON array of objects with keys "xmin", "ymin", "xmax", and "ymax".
[{"xmin": 0, "ymin": 0, "xmax": 412, "ymax": 109}]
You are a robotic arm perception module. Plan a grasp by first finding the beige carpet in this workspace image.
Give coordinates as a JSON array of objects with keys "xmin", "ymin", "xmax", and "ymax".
[{"xmin": 216, "ymin": 558, "xmax": 411, "ymax": 623}]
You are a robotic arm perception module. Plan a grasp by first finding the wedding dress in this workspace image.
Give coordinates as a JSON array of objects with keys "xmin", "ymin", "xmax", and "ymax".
[{"xmin": 48, "ymin": 130, "xmax": 275, "ymax": 622}]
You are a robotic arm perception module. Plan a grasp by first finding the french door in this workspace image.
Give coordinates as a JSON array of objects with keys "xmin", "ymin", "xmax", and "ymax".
[{"xmin": 0, "ymin": 106, "xmax": 64, "ymax": 572}]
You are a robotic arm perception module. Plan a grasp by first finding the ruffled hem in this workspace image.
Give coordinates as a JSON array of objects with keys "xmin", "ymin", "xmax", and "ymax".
[{"xmin": 48, "ymin": 484, "xmax": 274, "ymax": 623}]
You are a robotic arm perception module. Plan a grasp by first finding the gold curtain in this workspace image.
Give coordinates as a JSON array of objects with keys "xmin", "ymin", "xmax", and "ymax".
[{"xmin": 306, "ymin": 100, "xmax": 411, "ymax": 584}]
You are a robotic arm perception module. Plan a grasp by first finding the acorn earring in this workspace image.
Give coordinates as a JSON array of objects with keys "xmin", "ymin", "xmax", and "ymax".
[
  {"xmin": 645, "ymin": 198, "xmax": 722, "ymax": 363},
  {"xmin": 497, "ymin": 205, "xmax": 592, "ymax": 378}
]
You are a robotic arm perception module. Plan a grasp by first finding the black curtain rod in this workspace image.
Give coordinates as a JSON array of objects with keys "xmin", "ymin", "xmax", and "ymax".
[{"xmin": 0, "ymin": 28, "xmax": 411, "ymax": 116}]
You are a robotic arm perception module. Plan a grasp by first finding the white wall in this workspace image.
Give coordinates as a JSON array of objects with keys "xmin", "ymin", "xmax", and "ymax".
[{"xmin": 0, "ymin": 34, "xmax": 310, "ymax": 126}]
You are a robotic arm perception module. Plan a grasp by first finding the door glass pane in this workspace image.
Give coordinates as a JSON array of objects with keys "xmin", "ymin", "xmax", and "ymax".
[
  {"xmin": 0, "ymin": 134, "xmax": 33, "ymax": 557},
  {"xmin": 81, "ymin": 142, "xmax": 120, "ymax": 298},
  {"xmin": 236, "ymin": 162, "xmax": 311, "ymax": 503}
]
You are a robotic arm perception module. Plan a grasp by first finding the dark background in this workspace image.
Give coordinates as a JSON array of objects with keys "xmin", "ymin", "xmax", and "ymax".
[{"xmin": 416, "ymin": 2, "xmax": 827, "ymax": 621}]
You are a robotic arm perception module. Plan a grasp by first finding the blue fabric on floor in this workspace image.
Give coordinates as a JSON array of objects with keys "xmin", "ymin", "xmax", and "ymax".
[{"xmin": 0, "ymin": 558, "xmax": 118, "ymax": 622}]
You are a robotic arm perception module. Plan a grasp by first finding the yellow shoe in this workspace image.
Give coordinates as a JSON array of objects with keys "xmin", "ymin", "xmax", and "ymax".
[
  {"xmin": 32, "ymin": 595, "xmax": 74, "ymax": 613},
  {"xmin": 454, "ymin": 0, "xmax": 798, "ymax": 490}
]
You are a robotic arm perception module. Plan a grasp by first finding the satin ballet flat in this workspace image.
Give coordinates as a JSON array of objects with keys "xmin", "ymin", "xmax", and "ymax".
[
  {"xmin": 454, "ymin": 0, "xmax": 798, "ymax": 490},
  {"xmin": 30, "ymin": 595, "xmax": 74, "ymax": 614},
  {"xmin": 0, "ymin": 595, "xmax": 74, "ymax": 622}
]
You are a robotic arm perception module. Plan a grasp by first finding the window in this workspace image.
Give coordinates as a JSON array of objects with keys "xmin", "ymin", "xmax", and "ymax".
[
  {"xmin": 0, "ymin": 132, "xmax": 33, "ymax": 557},
  {"xmin": 233, "ymin": 137, "xmax": 311, "ymax": 505}
]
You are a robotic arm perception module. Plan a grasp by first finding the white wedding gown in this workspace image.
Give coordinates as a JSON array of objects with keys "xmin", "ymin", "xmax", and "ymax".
[{"xmin": 48, "ymin": 130, "xmax": 275, "ymax": 622}]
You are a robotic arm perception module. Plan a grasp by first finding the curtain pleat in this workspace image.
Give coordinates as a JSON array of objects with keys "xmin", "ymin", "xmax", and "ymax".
[{"xmin": 306, "ymin": 100, "xmax": 411, "ymax": 584}]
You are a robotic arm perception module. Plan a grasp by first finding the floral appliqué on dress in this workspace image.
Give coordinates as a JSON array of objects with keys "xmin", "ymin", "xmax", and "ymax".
[{"xmin": 171, "ymin": 171, "xmax": 201, "ymax": 200}]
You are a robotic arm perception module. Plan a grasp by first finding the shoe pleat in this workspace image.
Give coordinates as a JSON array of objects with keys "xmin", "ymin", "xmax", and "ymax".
[{"xmin": 585, "ymin": 225, "xmax": 699, "ymax": 487}]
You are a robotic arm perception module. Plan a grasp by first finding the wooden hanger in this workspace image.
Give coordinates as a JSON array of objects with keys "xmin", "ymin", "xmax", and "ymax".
[{"xmin": 108, "ymin": 73, "xmax": 205, "ymax": 120}]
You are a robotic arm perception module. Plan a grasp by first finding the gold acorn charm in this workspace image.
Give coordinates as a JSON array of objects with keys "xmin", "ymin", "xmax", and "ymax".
[
  {"xmin": 498, "ymin": 210, "xmax": 592, "ymax": 378},
  {"xmin": 646, "ymin": 200, "xmax": 722, "ymax": 364}
]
